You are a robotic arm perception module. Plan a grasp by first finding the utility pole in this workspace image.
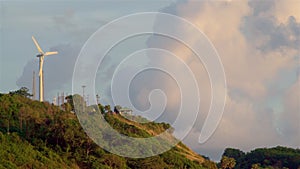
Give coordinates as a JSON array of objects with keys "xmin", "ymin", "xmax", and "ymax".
[
  {"xmin": 57, "ymin": 92, "xmax": 60, "ymax": 106},
  {"xmin": 62, "ymin": 92, "xmax": 65, "ymax": 104},
  {"xmin": 82, "ymin": 85, "xmax": 86, "ymax": 102},
  {"xmin": 87, "ymin": 94, "xmax": 90, "ymax": 106},
  {"xmin": 32, "ymin": 71, "xmax": 36, "ymax": 100},
  {"xmin": 82, "ymin": 85, "xmax": 86, "ymax": 112},
  {"xmin": 96, "ymin": 94, "xmax": 100, "ymax": 104}
]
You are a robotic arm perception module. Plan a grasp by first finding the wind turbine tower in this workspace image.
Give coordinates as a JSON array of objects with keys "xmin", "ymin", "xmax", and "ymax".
[{"xmin": 32, "ymin": 36, "xmax": 58, "ymax": 102}]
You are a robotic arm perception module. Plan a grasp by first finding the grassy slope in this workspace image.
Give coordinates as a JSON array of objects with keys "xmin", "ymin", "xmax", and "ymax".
[{"xmin": 113, "ymin": 114, "xmax": 205, "ymax": 164}]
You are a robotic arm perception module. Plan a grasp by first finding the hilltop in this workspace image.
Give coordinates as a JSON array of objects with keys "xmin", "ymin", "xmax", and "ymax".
[{"xmin": 0, "ymin": 89, "xmax": 216, "ymax": 169}]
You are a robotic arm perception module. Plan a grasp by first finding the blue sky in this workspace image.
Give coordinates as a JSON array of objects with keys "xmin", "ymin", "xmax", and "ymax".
[
  {"xmin": 1, "ymin": 0, "xmax": 299, "ymax": 161},
  {"xmin": 0, "ymin": 1, "xmax": 175, "ymax": 93}
]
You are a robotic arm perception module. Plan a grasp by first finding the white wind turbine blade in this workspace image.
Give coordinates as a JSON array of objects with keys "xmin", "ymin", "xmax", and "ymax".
[
  {"xmin": 39, "ymin": 57, "xmax": 44, "ymax": 76},
  {"xmin": 32, "ymin": 36, "xmax": 44, "ymax": 54},
  {"xmin": 44, "ymin": 51, "xmax": 58, "ymax": 56}
]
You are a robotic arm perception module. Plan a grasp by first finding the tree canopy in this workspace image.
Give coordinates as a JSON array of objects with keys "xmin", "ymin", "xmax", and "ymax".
[{"xmin": 220, "ymin": 147, "xmax": 300, "ymax": 169}]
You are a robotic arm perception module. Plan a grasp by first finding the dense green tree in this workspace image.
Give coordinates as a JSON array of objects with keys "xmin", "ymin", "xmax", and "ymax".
[
  {"xmin": 223, "ymin": 148, "xmax": 245, "ymax": 161},
  {"xmin": 98, "ymin": 104, "xmax": 105, "ymax": 114},
  {"xmin": 65, "ymin": 95, "xmax": 74, "ymax": 110},
  {"xmin": 9, "ymin": 87, "xmax": 32, "ymax": 98},
  {"xmin": 220, "ymin": 156, "xmax": 236, "ymax": 169},
  {"xmin": 221, "ymin": 147, "xmax": 300, "ymax": 169},
  {"xmin": 223, "ymin": 148, "xmax": 245, "ymax": 168}
]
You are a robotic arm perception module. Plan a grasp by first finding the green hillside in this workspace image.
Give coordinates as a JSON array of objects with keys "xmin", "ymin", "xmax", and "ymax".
[
  {"xmin": 1, "ymin": 88, "xmax": 299, "ymax": 169},
  {"xmin": 0, "ymin": 89, "xmax": 216, "ymax": 169},
  {"xmin": 220, "ymin": 147, "xmax": 300, "ymax": 169}
]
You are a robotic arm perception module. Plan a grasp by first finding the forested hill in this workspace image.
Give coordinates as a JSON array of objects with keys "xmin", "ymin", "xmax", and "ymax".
[
  {"xmin": 220, "ymin": 147, "xmax": 300, "ymax": 169},
  {"xmin": 1, "ymin": 89, "xmax": 299, "ymax": 169},
  {"xmin": 0, "ymin": 90, "xmax": 216, "ymax": 169}
]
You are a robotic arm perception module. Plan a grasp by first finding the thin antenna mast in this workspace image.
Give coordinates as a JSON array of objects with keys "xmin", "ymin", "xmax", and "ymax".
[
  {"xmin": 57, "ymin": 92, "xmax": 60, "ymax": 106},
  {"xmin": 32, "ymin": 71, "xmax": 36, "ymax": 100},
  {"xmin": 87, "ymin": 94, "xmax": 89, "ymax": 106},
  {"xmin": 96, "ymin": 94, "xmax": 100, "ymax": 104},
  {"xmin": 82, "ymin": 85, "xmax": 86, "ymax": 112},
  {"xmin": 82, "ymin": 85, "xmax": 86, "ymax": 103},
  {"xmin": 62, "ymin": 92, "xmax": 65, "ymax": 104}
]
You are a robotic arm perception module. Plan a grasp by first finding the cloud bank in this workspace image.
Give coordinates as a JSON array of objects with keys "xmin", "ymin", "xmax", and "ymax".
[{"xmin": 132, "ymin": 0, "xmax": 299, "ymax": 160}]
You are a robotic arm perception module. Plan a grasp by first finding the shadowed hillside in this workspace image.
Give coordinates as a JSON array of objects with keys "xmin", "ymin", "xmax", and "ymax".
[{"xmin": 220, "ymin": 147, "xmax": 300, "ymax": 169}]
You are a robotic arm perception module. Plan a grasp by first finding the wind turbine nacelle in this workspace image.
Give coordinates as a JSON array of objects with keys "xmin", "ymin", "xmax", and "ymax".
[{"xmin": 36, "ymin": 54, "xmax": 43, "ymax": 57}]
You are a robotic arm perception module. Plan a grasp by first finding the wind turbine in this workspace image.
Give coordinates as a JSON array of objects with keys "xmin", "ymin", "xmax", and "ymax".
[{"xmin": 32, "ymin": 36, "xmax": 58, "ymax": 102}]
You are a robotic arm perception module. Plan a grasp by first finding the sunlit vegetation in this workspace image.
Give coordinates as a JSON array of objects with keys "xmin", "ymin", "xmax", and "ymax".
[
  {"xmin": 1, "ymin": 88, "xmax": 299, "ymax": 169},
  {"xmin": 0, "ymin": 88, "xmax": 214, "ymax": 168}
]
